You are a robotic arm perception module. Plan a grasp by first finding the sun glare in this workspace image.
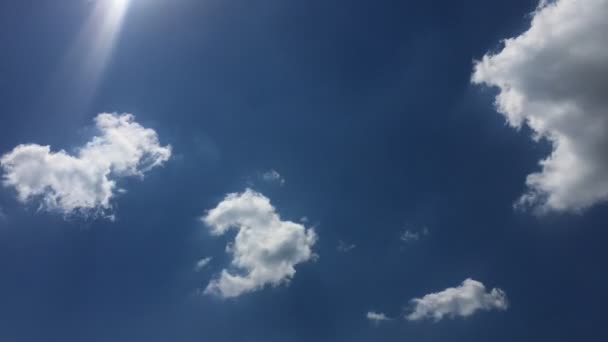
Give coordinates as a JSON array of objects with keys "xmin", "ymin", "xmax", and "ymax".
[
  {"xmin": 54, "ymin": 0, "xmax": 132, "ymax": 111},
  {"xmin": 84, "ymin": 0, "xmax": 130, "ymax": 75}
]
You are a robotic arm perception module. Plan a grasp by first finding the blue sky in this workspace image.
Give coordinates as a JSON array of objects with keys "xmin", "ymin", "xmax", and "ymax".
[{"xmin": 1, "ymin": 0, "xmax": 608, "ymax": 341}]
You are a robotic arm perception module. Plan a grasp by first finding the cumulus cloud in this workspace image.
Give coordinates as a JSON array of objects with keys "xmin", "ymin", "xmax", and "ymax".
[
  {"xmin": 366, "ymin": 311, "xmax": 391, "ymax": 324},
  {"xmin": 0, "ymin": 113, "xmax": 171, "ymax": 217},
  {"xmin": 195, "ymin": 257, "xmax": 213, "ymax": 271},
  {"xmin": 261, "ymin": 169, "xmax": 285, "ymax": 185},
  {"xmin": 202, "ymin": 189, "xmax": 317, "ymax": 298},
  {"xmin": 472, "ymin": 0, "xmax": 608, "ymax": 212},
  {"xmin": 406, "ymin": 279, "xmax": 508, "ymax": 322}
]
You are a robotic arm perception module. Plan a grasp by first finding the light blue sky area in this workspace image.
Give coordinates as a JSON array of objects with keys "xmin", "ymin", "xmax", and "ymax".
[{"xmin": 0, "ymin": 1, "xmax": 607, "ymax": 341}]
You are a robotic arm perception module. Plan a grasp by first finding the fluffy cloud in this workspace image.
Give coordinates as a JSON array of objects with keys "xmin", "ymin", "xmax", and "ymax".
[
  {"xmin": 406, "ymin": 279, "xmax": 508, "ymax": 321},
  {"xmin": 202, "ymin": 189, "xmax": 317, "ymax": 298},
  {"xmin": 0, "ymin": 113, "xmax": 171, "ymax": 217},
  {"xmin": 366, "ymin": 311, "xmax": 391, "ymax": 324},
  {"xmin": 472, "ymin": 0, "xmax": 608, "ymax": 212}
]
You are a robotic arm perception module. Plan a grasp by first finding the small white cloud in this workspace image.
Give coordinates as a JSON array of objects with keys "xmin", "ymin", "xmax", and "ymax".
[
  {"xmin": 401, "ymin": 230, "xmax": 420, "ymax": 242},
  {"xmin": 472, "ymin": 0, "xmax": 608, "ymax": 213},
  {"xmin": 406, "ymin": 279, "xmax": 508, "ymax": 322},
  {"xmin": 195, "ymin": 257, "xmax": 213, "ymax": 271},
  {"xmin": 261, "ymin": 169, "xmax": 285, "ymax": 185},
  {"xmin": 401, "ymin": 226, "xmax": 429, "ymax": 242},
  {"xmin": 337, "ymin": 240, "xmax": 356, "ymax": 252},
  {"xmin": 0, "ymin": 113, "xmax": 171, "ymax": 218},
  {"xmin": 202, "ymin": 189, "xmax": 317, "ymax": 298},
  {"xmin": 366, "ymin": 311, "xmax": 391, "ymax": 324}
]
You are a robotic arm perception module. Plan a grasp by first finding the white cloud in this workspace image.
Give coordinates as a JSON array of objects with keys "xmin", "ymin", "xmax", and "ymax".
[
  {"xmin": 472, "ymin": 0, "xmax": 608, "ymax": 213},
  {"xmin": 366, "ymin": 311, "xmax": 391, "ymax": 324},
  {"xmin": 261, "ymin": 169, "xmax": 285, "ymax": 185},
  {"xmin": 401, "ymin": 230, "xmax": 420, "ymax": 242},
  {"xmin": 337, "ymin": 240, "xmax": 356, "ymax": 252},
  {"xmin": 0, "ymin": 113, "xmax": 171, "ymax": 217},
  {"xmin": 406, "ymin": 279, "xmax": 508, "ymax": 322},
  {"xmin": 202, "ymin": 189, "xmax": 317, "ymax": 298},
  {"xmin": 195, "ymin": 257, "xmax": 213, "ymax": 271},
  {"xmin": 401, "ymin": 226, "xmax": 429, "ymax": 242}
]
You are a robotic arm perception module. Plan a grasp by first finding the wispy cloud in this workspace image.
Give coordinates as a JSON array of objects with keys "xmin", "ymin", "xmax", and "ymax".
[
  {"xmin": 401, "ymin": 226, "xmax": 429, "ymax": 243},
  {"xmin": 261, "ymin": 169, "xmax": 285, "ymax": 185},
  {"xmin": 194, "ymin": 257, "xmax": 213, "ymax": 271},
  {"xmin": 366, "ymin": 311, "xmax": 391, "ymax": 324},
  {"xmin": 337, "ymin": 240, "xmax": 356, "ymax": 253}
]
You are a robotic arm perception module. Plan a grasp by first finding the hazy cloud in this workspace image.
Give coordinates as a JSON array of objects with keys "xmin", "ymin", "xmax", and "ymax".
[
  {"xmin": 195, "ymin": 257, "xmax": 213, "ymax": 271},
  {"xmin": 401, "ymin": 226, "xmax": 429, "ymax": 242},
  {"xmin": 367, "ymin": 311, "xmax": 391, "ymax": 324},
  {"xmin": 337, "ymin": 240, "xmax": 356, "ymax": 253},
  {"xmin": 261, "ymin": 169, "xmax": 285, "ymax": 185}
]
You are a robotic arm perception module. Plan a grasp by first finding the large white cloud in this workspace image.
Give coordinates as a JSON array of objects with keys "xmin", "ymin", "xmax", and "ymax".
[
  {"xmin": 202, "ymin": 189, "xmax": 317, "ymax": 298},
  {"xmin": 406, "ymin": 279, "xmax": 508, "ymax": 322},
  {"xmin": 472, "ymin": 0, "xmax": 608, "ymax": 212},
  {"xmin": 0, "ymin": 113, "xmax": 171, "ymax": 217}
]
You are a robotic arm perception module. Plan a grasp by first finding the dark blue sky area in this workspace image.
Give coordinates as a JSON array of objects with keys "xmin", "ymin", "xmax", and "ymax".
[{"xmin": 1, "ymin": 1, "xmax": 607, "ymax": 341}]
